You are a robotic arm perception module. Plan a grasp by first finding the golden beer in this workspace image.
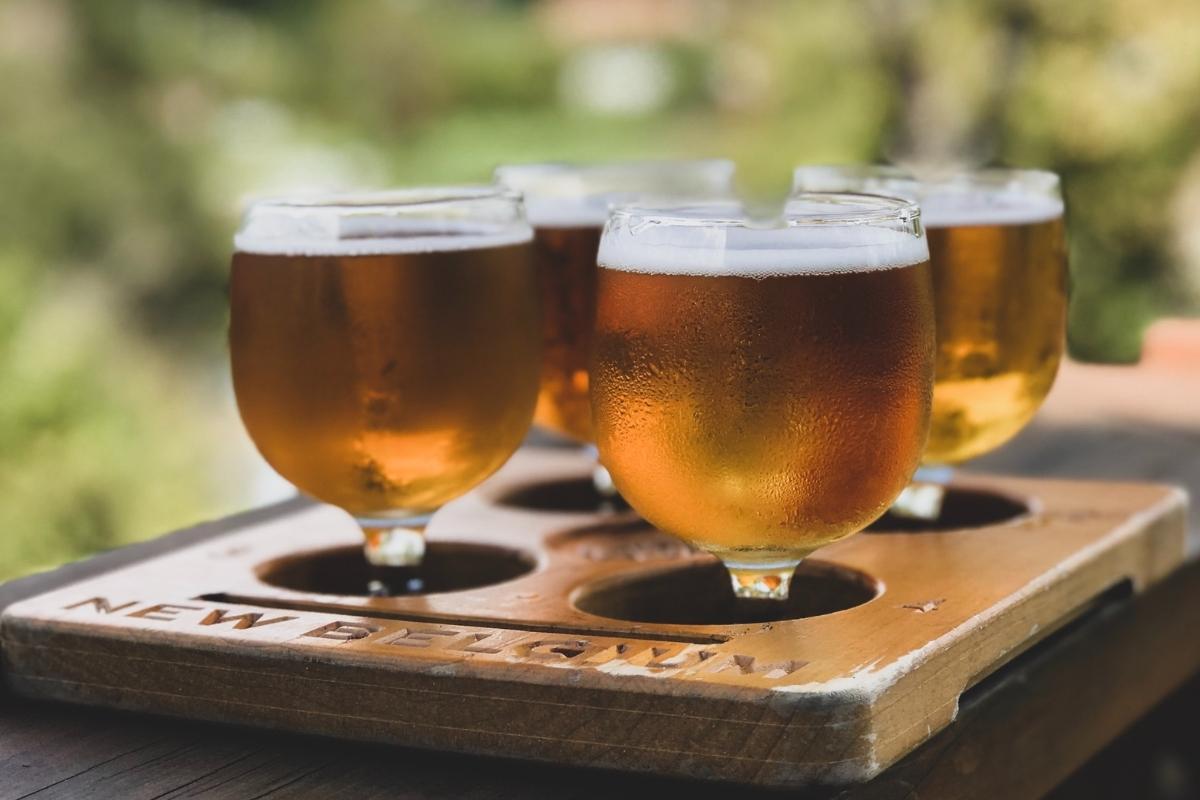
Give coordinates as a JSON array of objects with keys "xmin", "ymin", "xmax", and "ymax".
[
  {"xmin": 526, "ymin": 224, "xmax": 602, "ymax": 441},
  {"xmin": 922, "ymin": 205, "xmax": 1066, "ymax": 464},
  {"xmin": 496, "ymin": 161, "xmax": 734, "ymax": 443},
  {"xmin": 793, "ymin": 168, "xmax": 1067, "ymax": 466},
  {"xmin": 592, "ymin": 196, "xmax": 934, "ymax": 597},
  {"xmin": 230, "ymin": 189, "xmax": 540, "ymax": 567}
]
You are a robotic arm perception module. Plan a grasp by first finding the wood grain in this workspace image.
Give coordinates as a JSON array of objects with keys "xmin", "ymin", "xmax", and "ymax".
[
  {"xmin": 0, "ymin": 448, "xmax": 1189, "ymax": 789},
  {"xmin": 2, "ymin": 560, "xmax": 1198, "ymax": 800}
]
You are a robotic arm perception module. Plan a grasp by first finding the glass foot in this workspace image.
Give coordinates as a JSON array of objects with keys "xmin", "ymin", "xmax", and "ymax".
[
  {"xmin": 583, "ymin": 444, "xmax": 619, "ymax": 501},
  {"xmin": 359, "ymin": 517, "xmax": 431, "ymax": 567},
  {"xmin": 592, "ymin": 463, "xmax": 618, "ymax": 499},
  {"xmin": 726, "ymin": 562, "xmax": 800, "ymax": 600},
  {"xmin": 890, "ymin": 465, "xmax": 955, "ymax": 520}
]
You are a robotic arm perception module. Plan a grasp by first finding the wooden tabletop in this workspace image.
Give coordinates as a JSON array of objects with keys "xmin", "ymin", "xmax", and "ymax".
[{"xmin": 2, "ymin": 357, "xmax": 1199, "ymax": 799}]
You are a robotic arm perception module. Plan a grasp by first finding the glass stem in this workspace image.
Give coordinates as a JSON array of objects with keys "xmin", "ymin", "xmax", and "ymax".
[
  {"xmin": 357, "ymin": 514, "xmax": 433, "ymax": 567},
  {"xmin": 891, "ymin": 465, "xmax": 955, "ymax": 520},
  {"xmin": 583, "ymin": 443, "xmax": 619, "ymax": 499},
  {"xmin": 914, "ymin": 464, "xmax": 955, "ymax": 485},
  {"xmin": 725, "ymin": 561, "xmax": 800, "ymax": 600},
  {"xmin": 591, "ymin": 462, "xmax": 617, "ymax": 499}
]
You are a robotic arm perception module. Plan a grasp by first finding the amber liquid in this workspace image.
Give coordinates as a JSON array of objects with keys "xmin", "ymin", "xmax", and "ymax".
[
  {"xmin": 924, "ymin": 217, "xmax": 1067, "ymax": 464},
  {"xmin": 592, "ymin": 261, "xmax": 934, "ymax": 565},
  {"xmin": 230, "ymin": 244, "xmax": 540, "ymax": 517},
  {"xmin": 530, "ymin": 225, "xmax": 602, "ymax": 442}
]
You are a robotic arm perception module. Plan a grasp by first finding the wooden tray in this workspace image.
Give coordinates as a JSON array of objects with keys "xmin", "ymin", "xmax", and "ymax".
[{"xmin": 0, "ymin": 448, "xmax": 1187, "ymax": 788}]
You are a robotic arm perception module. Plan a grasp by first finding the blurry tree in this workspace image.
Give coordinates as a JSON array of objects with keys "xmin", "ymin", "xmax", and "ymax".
[{"xmin": 0, "ymin": 0, "xmax": 1197, "ymax": 578}]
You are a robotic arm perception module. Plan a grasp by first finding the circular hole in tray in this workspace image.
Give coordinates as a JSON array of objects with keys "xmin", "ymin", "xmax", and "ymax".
[
  {"xmin": 545, "ymin": 518, "xmax": 699, "ymax": 562},
  {"xmin": 573, "ymin": 559, "xmax": 880, "ymax": 625},
  {"xmin": 868, "ymin": 486, "xmax": 1032, "ymax": 533},
  {"xmin": 257, "ymin": 542, "xmax": 536, "ymax": 596},
  {"xmin": 493, "ymin": 476, "xmax": 631, "ymax": 514}
]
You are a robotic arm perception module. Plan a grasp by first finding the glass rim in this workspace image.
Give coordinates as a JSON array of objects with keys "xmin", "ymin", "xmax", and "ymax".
[
  {"xmin": 242, "ymin": 184, "xmax": 522, "ymax": 213},
  {"xmin": 608, "ymin": 192, "xmax": 922, "ymax": 228},
  {"xmin": 942, "ymin": 166, "xmax": 1060, "ymax": 186},
  {"xmin": 793, "ymin": 164, "xmax": 1061, "ymax": 194},
  {"xmin": 234, "ymin": 184, "xmax": 532, "ymax": 256}
]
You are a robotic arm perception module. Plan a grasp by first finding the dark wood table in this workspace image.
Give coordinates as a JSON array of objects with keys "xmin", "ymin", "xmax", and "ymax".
[{"xmin": 3, "ymin": 360, "xmax": 1200, "ymax": 799}]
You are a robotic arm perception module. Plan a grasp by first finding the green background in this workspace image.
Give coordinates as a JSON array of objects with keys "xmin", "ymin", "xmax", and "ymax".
[{"xmin": 2, "ymin": 0, "xmax": 1198, "ymax": 579}]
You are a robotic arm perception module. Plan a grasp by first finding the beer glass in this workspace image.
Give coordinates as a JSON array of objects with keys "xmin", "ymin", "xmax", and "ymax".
[
  {"xmin": 794, "ymin": 167, "xmax": 1068, "ymax": 515},
  {"xmin": 230, "ymin": 188, "xmax": 540, "ymax": 577},
  {"xmin": 591, "ymin": 195, "xmax": 935, "ymax": 599},
  {"xmin": 494, "ymin": 160, "xmax": 734, "ymax": 497}
]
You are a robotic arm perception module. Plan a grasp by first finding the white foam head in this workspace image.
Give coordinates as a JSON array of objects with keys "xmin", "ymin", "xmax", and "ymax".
[
  {"xmin": 918, "ymin": 189, "xmax": 1063, "ymax": 228},
  {"xmin": 495, "ymin": 160, "xmax": 735, "ymax": 228},
  {"xmin": 233, "ymin": 187, "xmax": 533, "ymax": 257},
  {"xmin": 793, "ymin": 166, "xmax": 1064, "ymax": 229},
  {"xmin": 598, "ymin": 195, "xmax": 929, "ymax": 277}
]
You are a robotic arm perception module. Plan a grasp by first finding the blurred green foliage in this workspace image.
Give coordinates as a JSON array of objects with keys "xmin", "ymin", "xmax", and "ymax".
[{"xmin": 1, "ymin": 0, "xmax": 1198, "ymax": 579}]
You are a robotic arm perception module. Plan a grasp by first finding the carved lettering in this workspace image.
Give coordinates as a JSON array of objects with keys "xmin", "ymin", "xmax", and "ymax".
[
  {"xmin": 303, "ymin": 621, "xmax": 380, "ymax": 641},
  {"xmin": 732, "ymin": 654, "xmax": 756, "ymax": 674},
  {"xmin": 199, "ymin": 608, "xmax": 297, "ymax": 630},
  {"xmin": 448, "ymin": 632, "xmax": 505, "ymax": 654},
  {"xmin": 578, "ymin": 641, "xmax": 645, "ymax": 666},
  {"xmin": 709, "ymin": 653, "xmax": 808, "ymax": 679},
  {"xmin": 64, "ymin": 597, "xmax": 138, "ymax": 614},
  {"xmin": 644, "ymin": 644, "xmax": 685, "ymax": 669},
  {"xmin": 127, "ymin": 603, "xmax": 200, "ymax": 622},
  {"xmin": 577, "ymin": 643, "xmax": 725, "ymax": 672},
  {"xmin": 381, "ymin": 627, "xmax": 459, "ymax": 648},
  {"xmin": 761, "ymin": 659, "xmax": 809, "ymax": 680},
  {"xmin": 522, "ymin": 639, "xmax": 597, "ymax": 660},
  {"xmin": 646, "ymin": 644, "xmax": 709, "ymax": 670},
  {"xmin": 49, "ymin": 594, "xmax": 815, "ymax": 686}
]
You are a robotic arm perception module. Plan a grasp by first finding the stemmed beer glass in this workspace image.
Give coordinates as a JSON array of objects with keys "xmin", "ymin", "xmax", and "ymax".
[
  {"xmin": 229, "ymin": 188, "xmax": 541, "ymax": 584},
  {"xmin": 794, "ymin": 167, "xmax": 1068, "ymax": 516},
  {"xmin": 590, "ymin": 194, "xmax": 936, "ymax": 599},
  {"xmin": 494, "ymin": 161, "xmax": 734, "ymax": 499}
]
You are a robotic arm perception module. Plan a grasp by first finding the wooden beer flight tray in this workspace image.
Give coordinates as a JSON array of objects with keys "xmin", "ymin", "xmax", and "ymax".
[{"xmin": 0, "ymin": 447, "xmax": 1188, "ymax": 789}]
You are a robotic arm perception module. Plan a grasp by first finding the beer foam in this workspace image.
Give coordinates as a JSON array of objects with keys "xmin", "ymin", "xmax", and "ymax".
[
  {"xmin": 496, "ymin": 161, "xmax": 736, "ymax": 229},
  {"xmin": 920, "ymin": 190, "xmax": 1064, "ymax": 228},
  {"xmin": 792, "ymin": 167, "xmax": 1064, "ymax": 229},
  {"xmin": 234, "ymin": 217, "xmax": 533, "ymax": 257},
  {"xmin": 521, "ymin": 196, "xmax": 614, "ymax": 228},
  {"xmin": 599, "ymin": 211, "xmax": 929, "ymax": 276}
]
